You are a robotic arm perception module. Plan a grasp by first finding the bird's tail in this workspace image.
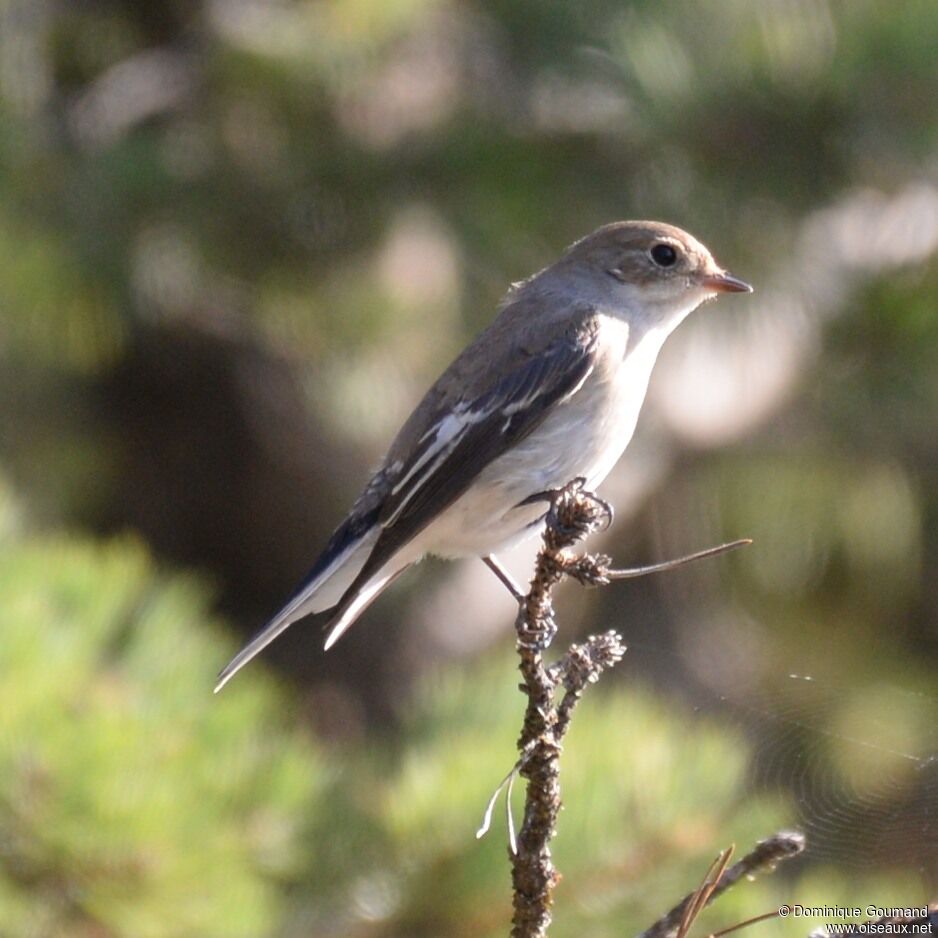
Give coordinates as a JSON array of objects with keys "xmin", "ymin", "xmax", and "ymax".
[
  {"xmin": 214, "ymin": 606, "xmax": 305, "ymax": 694},
  {"xmin": 214, "ymin": 521, "xmax": 381, "ymax": 693},
  {"xmin": 322, "ymin": 563, "xmax": 410, "ymax": 650}
]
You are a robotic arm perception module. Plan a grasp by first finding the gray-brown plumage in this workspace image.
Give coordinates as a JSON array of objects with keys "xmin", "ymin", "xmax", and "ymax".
[{"xmin": 216, "ymin": 221, "xmax": 750, "ymax": 690}]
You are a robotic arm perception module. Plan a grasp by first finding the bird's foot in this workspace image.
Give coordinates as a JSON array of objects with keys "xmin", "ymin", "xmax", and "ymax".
[
  {"xmin": 516, "ymin": 478, "xmax": 613, "ymax": 541},
  {"xmin": 546, "ymin": 479, "xmax": 613, "ymax": 542}
]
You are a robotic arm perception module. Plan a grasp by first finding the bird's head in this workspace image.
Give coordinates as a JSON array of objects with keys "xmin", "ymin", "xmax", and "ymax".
[{"xmin": 557, "ymin": 220, "xmax": 752, "ymax": 327}]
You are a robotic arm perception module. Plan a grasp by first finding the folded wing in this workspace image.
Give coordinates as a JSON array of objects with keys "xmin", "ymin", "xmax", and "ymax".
[{"xmin": 322, "ymin": 308, "xmax": 601, "ymax": 646}]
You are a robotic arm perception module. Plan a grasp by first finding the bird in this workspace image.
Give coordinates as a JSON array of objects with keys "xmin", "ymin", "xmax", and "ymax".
[{"xmin": 215, "ymin": 221, "xmax": 751, "ymax": 691}]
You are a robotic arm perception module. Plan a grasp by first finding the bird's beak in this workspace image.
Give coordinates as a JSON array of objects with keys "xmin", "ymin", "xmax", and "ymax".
[{"xmin": 701, "ymin": 269, "xmax": 753, "ymax": 294}]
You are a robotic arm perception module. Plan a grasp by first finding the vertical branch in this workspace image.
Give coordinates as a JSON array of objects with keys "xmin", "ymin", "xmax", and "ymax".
[
  {"xmin": 505, "ymin": 478, "xmax": 750, "ymax": 938},
  {"xmin": 510, "ymin": 480, "xmax": 623, "ymax": 938},
  {"xmin": 511, "ymin": 641, "xmax": 561, "ymax": 937}
]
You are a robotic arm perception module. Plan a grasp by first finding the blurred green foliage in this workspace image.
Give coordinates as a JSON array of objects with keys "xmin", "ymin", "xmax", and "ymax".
[
  {"xmin": 0, "ymin": 490, "xmax": 319, "ymax": 936},
  {"xmin": 0, "ymin": 473, "xmax": 929, "ymax": 934},
  {"xmin": 1, "ymin": 0, "xmax": 937, "ymax": 933}
]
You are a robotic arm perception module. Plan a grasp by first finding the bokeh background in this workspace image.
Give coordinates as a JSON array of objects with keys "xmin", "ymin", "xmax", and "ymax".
[{"xmin": 1, "ymin": 0, "xmax": 936, "ymax": 935}]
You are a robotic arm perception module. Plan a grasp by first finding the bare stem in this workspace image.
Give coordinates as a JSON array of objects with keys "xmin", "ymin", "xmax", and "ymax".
[
  {"xmin": 508, "ymin": 479, "xmax": 753, "ymax": 938},
  {"xmin": 510, "ymin": 480, "xmax": 619, "ymax": 938}
]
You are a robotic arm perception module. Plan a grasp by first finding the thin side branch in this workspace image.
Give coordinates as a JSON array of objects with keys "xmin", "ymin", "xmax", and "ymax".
[{"xmin": 605, "ymin": 539, "xmax": 752, "ymax": 580}]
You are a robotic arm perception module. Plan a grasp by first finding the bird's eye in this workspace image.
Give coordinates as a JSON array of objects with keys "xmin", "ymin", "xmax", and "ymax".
[{"xmin": 650, "ymin": 243, "xmax": 678, "ymax": 268}]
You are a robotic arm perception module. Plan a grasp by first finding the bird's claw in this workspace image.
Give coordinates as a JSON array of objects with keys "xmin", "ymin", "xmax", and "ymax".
[
  {"xmin": 541, "ymin": 479, "xmax": 613, "ymax": 542},
  {"xmin": 516, "ymin": 478, "xmax": 613, "ymax": 535}
]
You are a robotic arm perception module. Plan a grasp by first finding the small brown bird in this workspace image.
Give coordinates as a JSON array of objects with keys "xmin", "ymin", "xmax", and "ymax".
[{"xmin": 216, "ymin": 221, "xmax": 751, "ymax": 690}]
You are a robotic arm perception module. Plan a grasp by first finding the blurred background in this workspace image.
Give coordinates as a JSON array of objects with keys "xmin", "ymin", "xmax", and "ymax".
[{"xmin": 1, "ymin": 0, "xmax": 936, "ymax": 935}]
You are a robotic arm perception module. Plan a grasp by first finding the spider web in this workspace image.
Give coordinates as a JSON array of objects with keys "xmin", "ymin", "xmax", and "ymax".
[{"xmin": 617, "ymin": 634, "xmax": 938, "ymax": 888}]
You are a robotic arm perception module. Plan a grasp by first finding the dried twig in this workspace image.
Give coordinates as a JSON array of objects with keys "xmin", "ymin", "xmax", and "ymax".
[
  {"xmin": 676, "ymin": 846, "xmax": 736, "ymax": 938},
  {"xmin": 507, "ymin": 478, "xmax": 754, "ymax": 938},
  {"xmin": 510, "ymin": 481, "xmax": 620, "ymax": 938},
  {"xmin": 637, "ymin": 831, "xmax": 806, "ymax": 938},
  {"xmin": 710, "ymin": 909, "xmax": 784, "ymax": 938}
]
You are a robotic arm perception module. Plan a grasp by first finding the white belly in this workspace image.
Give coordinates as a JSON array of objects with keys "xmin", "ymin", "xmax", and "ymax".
[{"xmin": 421, "ymin": 318, "xmax": 667, "ymax": 558}]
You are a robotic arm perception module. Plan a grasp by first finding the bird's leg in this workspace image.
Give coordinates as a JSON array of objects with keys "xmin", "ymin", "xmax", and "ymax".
[
  {"xmin": 483, "ymin": 555, "xmax": 525, "ymax": 603},
  {"xmin": 484, "ymin": 554, "xmax": 556, "ymax": 649}
]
